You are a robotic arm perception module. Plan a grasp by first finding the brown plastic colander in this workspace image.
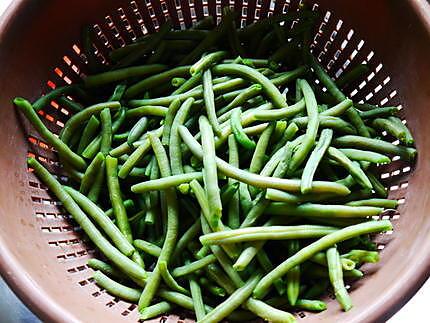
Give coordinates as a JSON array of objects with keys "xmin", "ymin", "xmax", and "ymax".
[{"xmin": 0, "ymin": 0, "xmax": 429, "ymax": 322}]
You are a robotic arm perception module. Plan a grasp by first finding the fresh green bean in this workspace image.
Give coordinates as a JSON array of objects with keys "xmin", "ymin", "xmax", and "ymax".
[
  {"xmin": 14, "ymin": 98, "xmax": 86, "ymax": 171},
  {"xmin": 87, "ymin": 259, "xmax": 123, "ymax": 280},
  {"xmin": 172, "ymin": 254, "xmax": 217, "ymax": 277},
  {"xmin": 310, "ymin": 252, "xmax": 356, "ymax": 271},
  {"xmin": 359, "ymin": 107, "xmax": 398, "ymax": 119},
  {"xmin": 286, "ymin": 240, "xmax": 301, "ymax": 305},
  {"xmin": 227, "ymin": 135, "xmax": 241, "ymax": 229},
  {"xmin": 161, "ymin": 99, "xmax": 181, "ymax": 145},
  {"xmin": 108, "ymin": 84, "xmax": 127, "ymax": 101},
  {"xmin": 231, "ymin": 108, "xmax": 256, "ymax": 149},
  {"xmin": 189, "ymin": 277, "xmax": 206, "ymax": 321},
  {"xmin": 87, "ymin": 160, "xmax": 105, "ymax": 203},
  {"xmin": 254, "ymin": 99, "xmax": 305, "ymax": 121},
  {"xmin": 138, "ymin": 134, "xmax": 179, "ymax": 310},
  {"xmin": 292, "ymin": 115, "xmax": 356, "ymax": 134},
  {"xmin": 346, "ymin": 198, "xmax": 398, "ymax": 208},
  {"xmin": 132, "ymin": 172, "xmax": 202, "ymax": 193},
  {"xmin": 338, "ymin": 148, "xmax": 390, "ymax": 164},
  {"xmin": 245, "ymin": 298, "xmax": 296, "ymax": 323},
  {"xmin": 169, "ymin": 98, "xmax": 193, "ymax": 175},
  {"xmin": 249, "ymin": 122, "xmax": 275, "ymax": 174},
  {"xmin": 333, "ymin": 135, "xmax": 417, "ymax": 161},
  {"xmin": 388, "ymin": 116, "xmax": 414, "ymax": 145},
  {"xmin": 28, "ymin": 158, "xmax": 147, "ymax": 282},
  {"xmin": 303, "ymin": 280, "xmax": 329, "ymax": 299},
  {"xmin": 213, "ymin": 64, "xmax": 286, "ymax": 108},
  {"xmin": 133, "ymin": 239, "xmax": 161, "ymax": 257},
  {"xmin": 127, "ymin": 116, "xmax": 148, "ymax": 147},
  {"xmin": 77, "ymin": 116, "xmax": 100, "ymax": 154},
  {"xmin": 327, "ymin": 247, "xmax": 352, "ymax": 311},
  {"xmin": 171, "ymin": 77, "xmax": 187, "ymax": 87},
  {"xmin": 371, "ymin": 118, "xmax": 406, "ymax": 142},
  {"xmin": 33, "ymin": 85, "xmax": 77, "ymax": 111},
  {"xmin": 201, "ymin": 70, "xmax": 222, "ymax": 135},
  {"xmin": 219, "ymin": 84, "xmax": 263, "ymax": 116},
  {"xmin": 199, "ymin": 277, "xmax": 226, "ymax": 297},
  {"xmin": 106, "ymin": 156, "xmax": 133, "ymax": 243},
  {"xmin": 84, "ymin": 64, "xmax": 167, "ymax": 87},
  {"xmin": 366, "ymin": 170, "xmax": 388, "ymax": 198},
  {"xmin": 100, "ymin": 108, "xmax": 112, "ymax": 155},
  {"xmin": 197, "ymin": 273, "xmax": 261, "ymax": 323},
  {"xmin": 93, "ymin": 271, "xmax": 141, "ymax": 302},
  {"xmin": 65, "ymin": 186, "xmax": 135, "ymax": 256},
  {"xmin": 172, "ymin": 72, "xmax": 202, "ymax": 95},
  {"xmin": 191, "ymin": 51, "xmax": 228, "ymax": 75},
  {"xmin": 159, "ymin": 261, "xmax": 188, "ymax": 294},
  {"xmin": 253, "ymin": 220, "xmax": 392, "ymax": 298},
  {"xmin": 140, "ymin": 301, "xmax": 173, "ymax": 320},
  {"xmin": 79, "ymin": 152, "xmax": 104, "ymax": 194},
  {"xmin": 301, "ymin": 129, "xmax": 333, "ymax": 194},
  {"xmin": 341, "ymin": 249, "xmax": 379, "ymax": 264},
  {"xmin": 126, "ymin": 105, "xmax": 168, "ymax": 118},
  {"xmin": 327, "ymin": 147, "xmax": 372, "ymax": 189},
  {"xmin": 295, "ymin": 299, "xmax": 327, "ymax": 312}
]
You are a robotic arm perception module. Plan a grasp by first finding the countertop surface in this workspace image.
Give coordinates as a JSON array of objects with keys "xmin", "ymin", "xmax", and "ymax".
[{"xmin": 0, "ymin": 1, "xmax": 428, "ymax": 322}]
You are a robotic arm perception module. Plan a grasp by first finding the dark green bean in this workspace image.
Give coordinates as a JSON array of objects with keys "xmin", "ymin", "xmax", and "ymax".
[
  {"xmin": 79, "ymin": 152, "xmax": 105, "ymax": 194},
  {"xmin": 336, "ymin": 64, "xmax": 369, "ymax": 88},
  {"xmin": 231, "ymin": 108, "xmax": 256, "ymax": 150},
  {"xmin": 77, "ymin": 116, "xmax": 100, "ymax": 154},
  {"xmin": 100, "ymin": 108, "xmax": 112, "ymax": 155},
  {"xmin": 359, "ymin": 107, "xmax": 398, "ymax": 119},
  {"xmin": 33, "ymin": 85, "xmax": 77, "ymax": 111}
]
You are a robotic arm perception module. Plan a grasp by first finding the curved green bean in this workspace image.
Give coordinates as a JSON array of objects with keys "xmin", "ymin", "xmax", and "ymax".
[
  {"xmin": 132, "ymin": 172, "xmax": 202, "ymax": 193},
  {"xmin": 33, "ymin": 85, "xmax": 77, "ymax": 111},
  {"xmin": 127, "ymin": 116, "xmax": 148, "ymax": 147},
  {"xmin": 93, "ymin": 271, "xmax": 141, "ymax": 302},
  {"xmin": 327, "ymin": 247, "xmax": 352, "ymax": 311},
  {"xmin": 77, "ymin": 116, "xmax": 100, "ymax": 154},
  {"xmin": 133, "ymin": 239, "xmax": 161, "ymax": 257},
  {"xmin": 231, "ymin": 108, "xmax": 256, "ymax": 149}
]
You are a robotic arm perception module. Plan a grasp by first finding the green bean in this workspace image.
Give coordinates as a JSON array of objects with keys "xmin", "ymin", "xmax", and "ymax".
[
  {"xmin": 171, "ymin": 217, "xmax": 201, "ymax": 263},
  {"xmin": 366, "ymin": 170, "xmax": 388, "ymax": 198},
  {"xmin": 138, "ymin": 134, "xmax": 179, "ymax": 310},
  {"xmin": 65, "ymin": 186, "xmax": 135, "ymax": 256},
  {"xmin": 338, "ymin": 148, "xmax": 390, "ymax": 164},
  {"xmin": 359, "ymin": 107, "xmax": 398, "ymax": 119},
  {"xmin": 292, "ymin": 115, "xmax": 356, "ymax": 134},
  {"xmin": 172, "ymin": 254, "xmax": 217, "ymax": 277},
  {"xmin": 93, "ymin": 271, "xmax": 141, "ymax": 302},
  {"xmin": 106, "ymin": 156, "xmax": 133, "ymax": 243},
  {"xmin": 286, "ymin": 240, "xmax": 301, "ymax": 305},
  {"xmin": 99, "ymin": 108, "xmax": 112, "ymax": 155},
  {"xmin": 87, "ymin": 160, "xmax": 105, "ymax": 203},
  {"xmin": 249, "ymin": 122, "xmax": 275, "ymax": 174},
  {"xmin": 320, "ymin": 98, "xmax": 353, "ymax": 117},
  {"xmin": 87, "ymin": 259, "xmax": 123, "ymax": 280},
  {"xmin": 327, "ymin": 247, "xmax": 352, "ymax": 311},
  {"xmin": 238, "ymin": 182, "xmax": 254, "ymax": 215},
  {"xmin": 132, "ymin": 172, "xmax": 202, "ymax": 193},
  {"xmin": 199, "ymin": 277, "xmax": 226, "ymax": 297},
  {"xmin": 336, "ymin": 64, "xmax": 369, "ymax": 88},
  {"xmin": 79, "ymin": 152, "xmax": 104, "ymax": 194},
  {"xmin": 108, "ymin": 84, "xmax": 127, "ymax": 101},
  {"xmin": 253, "ymin": 220, "xmax": 392, "ymax": 298},
  {"xmin": 388, "ymin": 116, "xmax": 414, "ymax": 145},
  {"xmin": 231, "ymin": 108, "xmax": 256, "ymax": 149},
  {"xmin": 118, "ymin": 127, "xmax": 163, "ymax": 179},
  {"xmin": 82, "ymin": 107, "xmax": 127, "ymax": 159},
  {"xmin": 295, "ymin": 299, "xmax": 327, "ymax": 312},
  {"xmin": 301, "ymin": 129, "xmax": 333, "ymax": 194},
  {"xmin": 115, "ymin": 21, "xmax": 171, "ymax": 69},
  {"xmin": 288, "ymin": 79, "xmax": 320, "ymax": 173},
  {"xmin": 179, "ymin": 125, "xmax": 350, "ymax": 195},
  {"xmin": 213, "ymin": 64, "xmax": 286, "ymax": 108},
  {"xmin": 124, "ymin": 65, "xmax": 191, "ymax": 98},
  {"xmin": 333, "ymin": 135, "xmax": 417, "ymax": 161},
  {"xmin": 270, "ymin": 122, "xmax": 300, "ymax": 155},
  {"xmin": 219, "ymin": 84, "xmax": 263, "ymax": 116},
  {"xmin": 327, "ymin": 147, "xmax": 372, "ymax": 189},
  {"xmin": 127, "ymin": 116, "xmax": 148, "ymax": 147},
  {"xmin": 84, "ymin": 64, "xmax": 167, "ymax": 87},
  {"xmin": 172, "ymin": 72, "xmax": 202, "ymax": 95},
  {"xmin": 14, "ymin": 98, "xmax": 87, "ymax": 171},
  {"xmin": 371, "ymin": 117, "xmax": 406, "ymax": 142},
  {"xmin": 170, "ymin": 98, "xmax": 194, "ymax": 175},
  {"xmin": 28, "ymin": 158, "xmax": 147, "ymax": 282},
  {"xmin": 307, "ymin": 52, "xmax": 369, "ymax": 137},
  {"xmin": 161, "ymin": 99, "xmax": 181, "ymax": 145},
  {"xmin": 126, "ymin": 105, "xmax": 168, "ymax": 118},
  {"xmin": 189, "ymin": 277, "xmax": 206, "ymax": 321},
  {"xmin": 200, "ymin": 225, "xmax": 337, "ymax": 245},
  {"xmin": 226, "ymin": 135, "xmax": 241, "ymax": 229},
  {"xmin": 60, "ymin": 101, "xmax": 120, "ymax": 144},
  {"xmin": 191, "ymin": 51, "xmax": 228, "ymax": 75},
  {"xmin": 310, "ymin": 252, "xmax": 356, "ymax": 271},
  {"xmin": 159, "ymin": 261, "xmax": 188, "ymax": 294},
  {"xmin": 346, "ymin": 198, "xmax": 398, "ymax": 208},
  {"xmin": 171, "ymin": 77, "xmax": 187, "ymax": 87},
  {"xmin": 77, "ymin": 116, "xmax": 100, "ymax": 154},
  {"xmin": 33, "ymin": 85, "xmax": 77, "ymax": 111},
  {"xmin": 341, "ymin": 249, "xmax": 379, "ymax": 264},
  {"xmin": 266, "ymin": 202, "xmax": 382, "ymax": 218},
  {"xmin": 133, "ymin": 239, "xmax": 161, "ymax": 257},
  {"xmin": 57, "ymin": 96, "xmax": 84, "ymax": 113},
  {"xmin": 199, "ymin": 116, "xmax": 223, "ymax": 226},
  {"xmin": 253, "ymin": 98, "xmax": 305, "ymax": 121},
  {"xmin": 140, "ymin": 301, "xmax": 173, "ymax": 320},
  {"xmin": 220, "ymin": 182, "xmax": 239, "ymax": 206},
  {"xmin": 245, "ymin": 298, "xmax": 296, "ymax": 323},
  {"xmin": 197, "ymin": 273, "xmax": 261, "ymax": 323},
  {"xmin": 205, "ymin": 264, "xmax": 235, "ymax": 294},
  {"xmin": 201, "ymin": 70, "xmax": 222, "ymax": 136}
]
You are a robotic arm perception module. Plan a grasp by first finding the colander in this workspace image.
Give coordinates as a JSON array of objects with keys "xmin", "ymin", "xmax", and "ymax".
[{"xmin": 0, "ymin": 0, "xmax": 429, "ymax": 322}]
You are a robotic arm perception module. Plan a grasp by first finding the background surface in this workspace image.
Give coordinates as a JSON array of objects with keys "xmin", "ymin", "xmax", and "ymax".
[{"xmin": 0, "ymin": 0, "xmax": 428, "ymax": 322}]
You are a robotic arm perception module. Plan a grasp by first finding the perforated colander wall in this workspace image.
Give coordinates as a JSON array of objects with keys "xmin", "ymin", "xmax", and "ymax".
[{"xmin": 24, "ymin": 0, "xmax": 412, "ymax": 321}]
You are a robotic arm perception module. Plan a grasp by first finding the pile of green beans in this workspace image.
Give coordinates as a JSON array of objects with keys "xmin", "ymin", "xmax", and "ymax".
[{"xmin": 16, "ymin": 7, "xmax": 416, "ymax": 323}]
